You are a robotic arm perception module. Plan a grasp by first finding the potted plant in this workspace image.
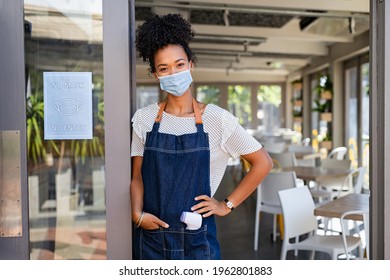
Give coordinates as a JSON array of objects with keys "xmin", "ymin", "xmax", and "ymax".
[
  {"xmin": 314, "ymin": 73, "xmax": 333, "ymax": 100},
  {"xmin": 312, "ymin": 74, "xmax": 333, "ymax": 131},
  {"xmin": 321, "ymin": 76, "xmax": 333, "ymax": 99},
  {"xmin": 319, "ymin": 134, "xmax": 333, "ymax": 150},
  {"xmin": 312, "ymin": 99, "xmax": 331, "ymax": 112}
]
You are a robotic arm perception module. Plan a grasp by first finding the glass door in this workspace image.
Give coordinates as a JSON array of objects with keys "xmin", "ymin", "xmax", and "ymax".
[
  {"xmin": 344, "ymin": 54, "xmax": 370, "ymax": 191},
  {"xmin": 24, "ymin": 0, "xmax": 107, "ymax": 259}
]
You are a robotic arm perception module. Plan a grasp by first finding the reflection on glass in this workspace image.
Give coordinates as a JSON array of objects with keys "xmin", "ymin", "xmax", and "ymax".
[
  {"xmin": 24, "ymin": 0, "xmax": 106, "ymax": 260},
  {"xmin": 228, "ymin": 85, "xmax": 251, "ymax": 128}
]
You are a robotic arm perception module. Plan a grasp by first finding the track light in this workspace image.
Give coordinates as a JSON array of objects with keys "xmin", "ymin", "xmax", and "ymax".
[{"xmin": 348, "ymin": 17, "xmax": 356, "ymax": 34}]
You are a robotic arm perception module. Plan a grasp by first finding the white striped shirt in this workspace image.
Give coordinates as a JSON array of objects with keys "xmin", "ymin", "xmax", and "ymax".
[{"xmin": 131, "ymin": 103, "xmax": 262, "ymax": 196}]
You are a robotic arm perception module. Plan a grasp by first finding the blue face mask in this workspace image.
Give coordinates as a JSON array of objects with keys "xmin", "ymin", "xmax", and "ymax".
[{"xmin": 157, "ymin": 69, "xmax": 193, "ymax": 96}]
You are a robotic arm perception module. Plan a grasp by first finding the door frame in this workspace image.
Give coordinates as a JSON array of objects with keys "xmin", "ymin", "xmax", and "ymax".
[
  {"xmin": 0, "ymin": 0, "xmax": 133, "ymax": 259},
  {"xmin": 0, "ymin": 0, "xmax": 29, "ymax": 259}
]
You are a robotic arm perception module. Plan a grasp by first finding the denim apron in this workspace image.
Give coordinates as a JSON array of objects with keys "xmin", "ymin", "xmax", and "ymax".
[{"xmin": 133, "ymin": 99, "xmax": 221, "ymax": 260}]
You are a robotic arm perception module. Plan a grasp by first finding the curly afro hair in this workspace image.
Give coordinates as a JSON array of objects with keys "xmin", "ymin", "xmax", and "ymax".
[{"xmin": 135, "ymin": 13, "xmax": 196, "ymax": 73}]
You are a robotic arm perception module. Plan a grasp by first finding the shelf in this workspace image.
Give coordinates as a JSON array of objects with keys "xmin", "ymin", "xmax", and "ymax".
[
  {"xmin": 293, "ymin": 116, "xmax": 303, "ymax": 123},
  {"xmin": 320, "ymin": 140, "xmax": 332, "ymax": 150},
  {"xmin": 320, "ymin": 112, "xmax": 332, "ymax": 122},
  {"xmin": 294, "ymin": 99, "xmax": 303, "ymax": 107},
  {"xmin": 321, "ymin": 91, "xmax": 332, "ymax": 100}
]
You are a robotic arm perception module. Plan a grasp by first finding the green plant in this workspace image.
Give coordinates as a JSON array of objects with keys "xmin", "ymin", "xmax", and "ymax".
[
  {"xmin": 312, "ymin": 99, "xmax": 331, "ymax": 113},
  {"xmin": 322, "ymin": 134, "xmax": 332, "ymax": 142},
  {"xmin": 314, "ymin": 73, "xmax": 333, "ymax": 99},
  {"xmin": 323, "ymin": 78, "xmax": 333, "ymax": 92},
  {"xmin": 26, "ymin": 94, "xmax": 60, "ymax": 164},
  {"xmin": 57, "ymin": 100, "xmax": 105, "ymax": 169}
]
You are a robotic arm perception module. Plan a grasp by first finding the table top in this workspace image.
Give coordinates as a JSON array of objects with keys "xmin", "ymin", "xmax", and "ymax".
[
  {"xmin": 282, "ymin": 166, "xmax": 351, "ymax": 181},
  {"xmin": 314, "ymin": 193, "xmax": 369, "ymax": 221}
]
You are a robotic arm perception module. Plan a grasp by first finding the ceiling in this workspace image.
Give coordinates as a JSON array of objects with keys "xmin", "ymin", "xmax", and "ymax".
[
  {"xmin": 23, "ymin": 0, "xmax": 370, "ymax": 83},
  {"xmin": 134, "ymin": 0, "xmax": 370, "ymax": 80}
]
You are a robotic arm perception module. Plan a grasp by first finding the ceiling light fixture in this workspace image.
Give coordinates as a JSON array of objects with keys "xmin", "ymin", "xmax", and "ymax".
[{"xmin": 193, "ymin": 34, "xmax": 266, "ymax": 47}]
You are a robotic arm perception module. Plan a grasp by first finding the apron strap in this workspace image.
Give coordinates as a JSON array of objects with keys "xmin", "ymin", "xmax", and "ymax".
[
  {"xmin": 155, "ymin": 99, "xmax": 203, "ymax": 124},
  {"xmin": 155, "ymin": 100, "xmax": 167, "ymax": 123},
  {"xmin": 192, "ymin": 98, "xmax": 203, "ymax": 125}
]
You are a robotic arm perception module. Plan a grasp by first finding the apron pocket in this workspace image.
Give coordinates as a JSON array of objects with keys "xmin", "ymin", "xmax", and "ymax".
[
  {"xmin": 139, "ymin": 228, "xmax": 164, "ymax": 260},
  {"xmin": 183, "ymin": 225, "xmax": 211, "ymax": 260},
  {"xmin": 140, "ymin": 226, "xmax": 211, "ymax": 260},
  {"xmin": 162, "ymin": 226, "xmax": 210, "ymax": 260}
]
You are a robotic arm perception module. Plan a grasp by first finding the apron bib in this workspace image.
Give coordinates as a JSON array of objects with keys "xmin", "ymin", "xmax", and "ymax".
[{"xmin": 133, "ymin": 99, "xmax": 220, "ymax": 260}]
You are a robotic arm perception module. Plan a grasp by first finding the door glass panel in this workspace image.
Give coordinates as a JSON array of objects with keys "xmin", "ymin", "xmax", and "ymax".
[{"xmin": 24, "ymin": 0, "xmax": 106, "ymax": 260}]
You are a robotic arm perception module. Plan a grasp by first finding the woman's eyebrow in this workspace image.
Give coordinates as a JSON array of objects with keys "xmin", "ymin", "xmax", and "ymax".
[{"xmin": 156, "ymin": 58, "xmax": 186, "ymax": 68}]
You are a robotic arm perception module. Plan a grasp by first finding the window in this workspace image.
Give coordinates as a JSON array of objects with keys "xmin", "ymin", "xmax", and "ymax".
[
  {"xmin": 227, "ymin": 85, "xmax": 251, "ymax": 128},
  {"xmin": 196, "ymin": 85, "xmax": 220, "ymax": 105},
  {"xmin": 257, "ymin": 85, "xmax": 282, "ymax": 133}
]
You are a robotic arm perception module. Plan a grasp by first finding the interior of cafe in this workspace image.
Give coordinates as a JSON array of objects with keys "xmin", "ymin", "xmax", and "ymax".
[
  {"xmin": 2, "ymin": 0, "xmax": 381, "ymax": 260},
  {"xmin": 133, "ymin": 0, "xmax": 370, "ymax": 260}
]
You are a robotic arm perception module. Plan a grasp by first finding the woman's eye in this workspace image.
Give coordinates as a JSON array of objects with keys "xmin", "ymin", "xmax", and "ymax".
[{"xmin": 158, "ymin": 68, "xmax": 167, "ymax": 73}]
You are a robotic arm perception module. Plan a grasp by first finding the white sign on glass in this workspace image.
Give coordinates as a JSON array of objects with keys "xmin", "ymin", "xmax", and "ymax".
[{"xmin": 44, "ymin": 72, "xmax": 92, "ymax": 140}]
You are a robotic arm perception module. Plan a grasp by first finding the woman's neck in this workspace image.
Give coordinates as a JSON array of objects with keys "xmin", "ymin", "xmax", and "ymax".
[{"xmin": 164, "ymin": 91, "xmax": 195, "ymax": 117}]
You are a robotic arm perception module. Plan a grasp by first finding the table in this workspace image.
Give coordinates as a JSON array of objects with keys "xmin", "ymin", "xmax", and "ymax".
[
  {"xmin": 314, "ymin": 193, "xmax": 369, "ymax": 221},
  {"xmin": 282, "ymin": 166, "xmax": 351, "ymax": 182}
]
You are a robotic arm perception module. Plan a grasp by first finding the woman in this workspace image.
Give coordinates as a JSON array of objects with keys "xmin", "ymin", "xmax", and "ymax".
[{"xmin": 130, "ymin": 13, "xmax": 273, "ymax": 260}]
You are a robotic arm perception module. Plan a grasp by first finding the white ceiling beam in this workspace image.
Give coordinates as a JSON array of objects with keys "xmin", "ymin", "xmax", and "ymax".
[
  {"xmin": 191, "ymin": 23, "xmax": 354, "ymax": 44},
  {"xmin": 165, "ymin": 0, "xmax": 369, "ymax": 13},
  {"xmin": 190, "ymin": 40, "xmax": 328, "ymax": 56}
]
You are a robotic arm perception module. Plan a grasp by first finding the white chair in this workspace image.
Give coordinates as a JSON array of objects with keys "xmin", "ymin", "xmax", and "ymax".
[
  {"xmin": 254, "ymin": 171, "xmax": 298, "ymax": 250},
  {"xmin": 278, "ymin": 187, "xmax": 362, "ymax": 259},
  {"xmin": 328, "ymin": 146, "xmax": 348, "ymax": 160},
  {"xmin": 269, "ymin": 152, "xmax": 305, "ymax": 188},
  {"xmin": 321, "ymin": 158, "xmax": 351, "ymax": 169},
  {"xmin": 310, "ymin": 159, "xmax": 352, "ymax": 202},
  {"xmin": 340, "ymin": 210, "xmax": 369, "ymax": 259},
  {"xmin": 334, "ymin": 166, "xmax": 366, "ymax": 198},
  {"xmin": 287, "ymin": 145, "xmax": 316, "ymax": 167},
  {"xmin": 301, "ymin": 137, "xmax": 311, "ymax": 146},
  {"xmin": 268, "ymin": 152, "xmax": 297, "ymax": 168},
  {"xmin": 263, "ymin": 141, "xmax": 286, "ymax": 154}
]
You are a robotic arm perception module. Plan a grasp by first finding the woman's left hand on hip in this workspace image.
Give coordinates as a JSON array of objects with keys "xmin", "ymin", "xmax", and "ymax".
[{"xmin": 191, "ymin": 195, "xmax": 230, "ymax": 217}]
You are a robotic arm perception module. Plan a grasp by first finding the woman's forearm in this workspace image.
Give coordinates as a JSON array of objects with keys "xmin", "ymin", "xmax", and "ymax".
[
  {"xmin": 227, "ymin": 148, "xmax": 273, "ymax": 208},
  {"xmin": 130, "ymin": 156, "xmax": 144, "ymax": 223}
]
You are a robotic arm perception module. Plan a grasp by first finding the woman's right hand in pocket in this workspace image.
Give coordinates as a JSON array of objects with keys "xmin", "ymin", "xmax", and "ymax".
[{"xmin": 140, "ymin": 212, "xmax": 169, "ymax": 230}]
